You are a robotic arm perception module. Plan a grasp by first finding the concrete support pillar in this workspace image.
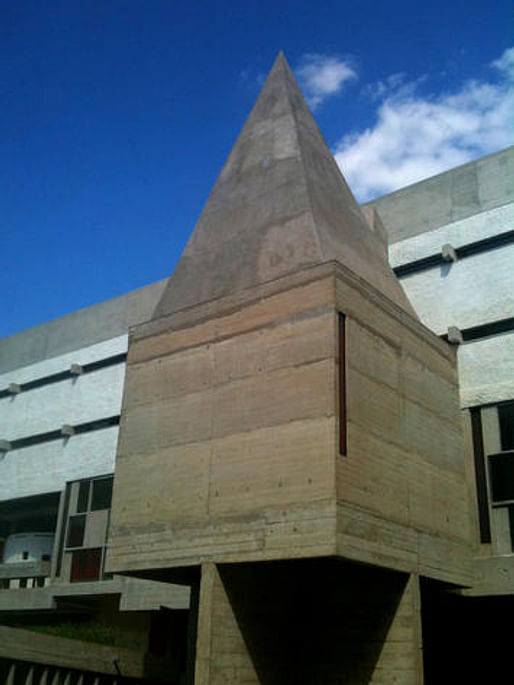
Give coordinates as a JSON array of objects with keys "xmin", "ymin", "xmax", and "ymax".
[
  {"xmin": 193, "ymin": 560, "xmax": 424, "ymax": 685},
  {"xmin": 369, "ymin": 573, "xmax": 424, "ymax": 684},
  {"xmin": 6, "ymin": 663, "xmax": 16, "ymax": 685},
  {"xmin": 24, "ymin": 666, "xmax": 34, "ymax": 685},
  {"xmin": 194, "ymin": 562, "xmax": 259, "ymax": 685}
]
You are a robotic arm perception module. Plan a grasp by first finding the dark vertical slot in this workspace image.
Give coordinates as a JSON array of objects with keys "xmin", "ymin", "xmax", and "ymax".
[
  {"xmin": 77, "ymin": 480, "xmax": 90, "ymax": 513},
  {"xmin": 470, "ymin": 408, "xmax": 491, "ymax": 543},
  {"xmin": 339, "ymin": 312, "xmax": 347, "ymax": 456},
  {"xmin": 55, "ymin": 485, "xmax": 71, "ymax": 577},
  {"xmin": 498, "ymin": 401, "xmax": 514, "ymax": 451}
]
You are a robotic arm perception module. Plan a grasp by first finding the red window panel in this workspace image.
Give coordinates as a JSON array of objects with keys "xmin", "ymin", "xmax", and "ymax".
[{"xmin": 71, "ymin": 548, "xmax": 102, "ymax": 582}]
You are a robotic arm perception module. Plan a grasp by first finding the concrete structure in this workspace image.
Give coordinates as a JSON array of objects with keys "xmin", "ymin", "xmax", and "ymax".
[
  {"xmin": 0, "ymin": 52, "xmax": 513, "ymax": 683},
  {"xmin": 0, "ymin": 281, "xmax": 191, "ymax": 684}
]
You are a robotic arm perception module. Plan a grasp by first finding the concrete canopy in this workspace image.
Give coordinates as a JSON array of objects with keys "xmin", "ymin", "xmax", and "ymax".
[{"xmin": 154, "ymin": 52, "xmax": 415, "ymax": 318}]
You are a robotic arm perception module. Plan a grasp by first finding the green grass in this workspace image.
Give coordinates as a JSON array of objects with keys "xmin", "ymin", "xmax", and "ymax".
[{"xmin": 22, "ymin": 621, "xmax": 116, "ymax": 646}]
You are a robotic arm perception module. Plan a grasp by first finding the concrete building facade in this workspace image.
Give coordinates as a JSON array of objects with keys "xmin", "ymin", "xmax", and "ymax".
[{"xmin": 0, "ymin": 53, "xmax": 513, "ymax": 683}]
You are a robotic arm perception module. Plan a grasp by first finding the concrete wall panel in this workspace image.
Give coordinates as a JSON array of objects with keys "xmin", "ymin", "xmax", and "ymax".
[
  {"xmin": 458, "ymin": 332, "xmax": 514, "ymax": 406},
  {"xmin": 389, "ymin": 203, "xmax": 513, "ymax": 267},
  {"xmin": 2, "ymin": 364, "xmax": 124, "ymax": 441},
  {"xmin": 0, "ymin": 426, "xmax": 117, "ymax": 500},
  {"xmin": 398, "ymin": 243, "xmax": 514, "ymax": 334}
]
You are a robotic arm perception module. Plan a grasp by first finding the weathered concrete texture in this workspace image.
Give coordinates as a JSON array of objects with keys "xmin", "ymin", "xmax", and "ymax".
[
  {"xmin": 335, "ymin": 267, "xmax": 472, "ymax": 585},
  {"xmin": 458, "ymin": 332, "xmax": 514, "ymax": 407},
  {"xmin": 0, "ymin": 575, "xmax": 190, "ymax": 612},
  {"xmin": 0, "ymin": 625, "xmax": 146, "ymax": 678},
  {"xmin": 393, "ymin": 244, "xmax": 514, "ymax": 335},
  {"xmin": 108, "ymin": 270, "xmax": 338, "ymax": 573},
  {"xmin": 194, "ymin": 560, "xmax": 423, "ymax": 685},
  {"xmin": 109, "ymin": 261, "xmax": 471, "ymax": 586},
  {"xmin": 365, "ymin": 146, "xmax": 514, "ymax": 242},
  {"xmin": 0, "ymin": 334, "xmax": 127, "ymax": 388},
  {"xmin": 388, "ymin": 203, "xmax": 514, "ymax": 268},
  {"xmin": 0, "ymin": 279, "xmax": 166, "ymax": 374},
  {"xmin": 154, "ymin": 53, "xmax": 415, "ymax": 318},
  {"xmin": 0, "ymin": 426, "xmax": 118, "ymax": 501}
]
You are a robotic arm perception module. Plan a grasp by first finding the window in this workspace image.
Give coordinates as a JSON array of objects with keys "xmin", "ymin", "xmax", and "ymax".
[
  {"xmin": 71, "ymin": 548, "xmax": 102, "ymax": 582},
  {"xmin": 91, "ymin": 477, "xmax": 113, "ymax": 511},
  {"xmin": 60, "ymin": 474, "xmax": 114, "ymax": 584},
  {"xmin": 499, "ymin": 402, "xmax": 514, "ymax": 451},
  {"xmin": 66, "ymin": 514, "xmax": 86, "ymax": 548},
  {"xmin": 489, "ymin": 453, "xmax": 514, "ymax": 504},
  {"xmin": 77, "ymin": 481, "xmax": 90, "ymax": 513}
]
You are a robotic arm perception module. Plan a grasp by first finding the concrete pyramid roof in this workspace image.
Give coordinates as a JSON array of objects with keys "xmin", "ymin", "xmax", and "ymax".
[{"xmin": 154, "ymin": 52, "xmax": 415, "ymax": 318}]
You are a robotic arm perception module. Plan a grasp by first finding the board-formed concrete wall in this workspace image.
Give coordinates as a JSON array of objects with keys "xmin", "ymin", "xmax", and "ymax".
[
  {"xmin": 109, "ymin": 260, "xmax": 471, "ymax": 588},
  {"xmin": 108, "ymin": 266, "xmax": 339, "ymax": 574}
]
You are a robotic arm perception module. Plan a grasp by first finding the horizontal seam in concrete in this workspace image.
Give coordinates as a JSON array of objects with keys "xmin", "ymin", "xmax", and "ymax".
[
  {"xmin": 128, "ymin": 306, "xmax": 335, "ymax": 366},
  {"xmin": 118, "ymin": 414, "xmax": 333, "ymax": 458},
  {"xmin": 124, "ymin": 354, "xmax": 334, "ymax": 410},
  {"xmin": 131, "ymin": 263, "xmax": 338, "ymax": 338}
]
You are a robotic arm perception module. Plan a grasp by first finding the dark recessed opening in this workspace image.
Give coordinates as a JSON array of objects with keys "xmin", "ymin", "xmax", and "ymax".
[
  {"xmin": 66, "ymin": 515, "xmax": 86, "ymax": 548},
  {"xmin": 91, "ymin": 477, "xmax": 113, "ymax": 511},
  {"xmin": 489, "ymin": 452, "xmax": 514, "ymax": 503},
  {"xmin": 499, "ymin": 402, "xmax": 514, "ymax": 451}
]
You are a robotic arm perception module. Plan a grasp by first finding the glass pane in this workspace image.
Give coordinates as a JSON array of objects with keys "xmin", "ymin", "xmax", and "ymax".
[
  {"xmin": 499, "ymin": 402, "xmax": 514, "ymax": 451},
  {"xmin": 66, "ymin": 514, "xmax": 86, "ymax": 548},
  {"xmin": 490, "ymin": 453, "xmax": 514, "ymax": 503},
  {"xmin": 91, "ymin": 477, "xmax": 113, "ymax": 511},
  {"xmin": 77, "ymin": 481, "xmax": 90, "ymax": 513}
]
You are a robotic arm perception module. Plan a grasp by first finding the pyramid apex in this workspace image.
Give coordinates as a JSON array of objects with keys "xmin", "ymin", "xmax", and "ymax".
[{"xmin": 154, "ymin": 54, "xmax": 416, "ymax": 319}]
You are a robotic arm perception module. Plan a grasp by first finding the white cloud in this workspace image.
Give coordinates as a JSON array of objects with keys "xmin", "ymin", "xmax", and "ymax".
[
  {"xmin": 362, "ymin": 72, "xmax": 407, "ymax": 101},
  {"xmin": 296, "ymin": 54, "xmax": 357, "ymax": 109},
  {"xmin": 335, "ymin": 47, "xmax": 514, "ymax": 202}
]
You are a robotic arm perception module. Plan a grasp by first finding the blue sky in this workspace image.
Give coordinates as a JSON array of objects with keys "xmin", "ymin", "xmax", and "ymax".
[{"xmin": 1, "ymin": 0, "xmax": 513, "ymax": 338}]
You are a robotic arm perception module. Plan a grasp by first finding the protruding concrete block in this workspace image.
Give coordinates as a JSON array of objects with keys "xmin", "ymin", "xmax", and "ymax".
[
  {"xmin": 447, "ymin": 326, "xmax": 463, "ymax": 344},
  {"xmin": 442, "ymin": 243, "xmax": 458, "ymax": 262},
  {"xmin": 8, "ymin": 383, "xmax": 21, "ymax": 394},
  {"xmin": 0, "ymin": 439, "xmax": 11, "ymax": 452},
  {"xmin": 61, "ymin": 424, "xmax": 75, "ymax": 437},
  {"xmin": 70, "ymin": 363, "xmax": 84, "ymax": 375}
]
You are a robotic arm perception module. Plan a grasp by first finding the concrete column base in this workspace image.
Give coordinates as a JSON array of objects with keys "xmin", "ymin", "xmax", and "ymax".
[{"xmin": 193, "ymin": 559, "xmax": 423, "ymax": 684}]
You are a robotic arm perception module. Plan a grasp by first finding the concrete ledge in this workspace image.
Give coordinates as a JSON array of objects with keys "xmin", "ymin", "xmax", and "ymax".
[
  {"xmin": 0, "ymin": 561, "xmax": 51, "ymax": 580},
  {"xmin": 463, "ymin": 554, "xmax": 514, "ymax": 596},
  {"xmin": 0, "ymin": 625, "xmax": 146, "ymax": 677}
]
